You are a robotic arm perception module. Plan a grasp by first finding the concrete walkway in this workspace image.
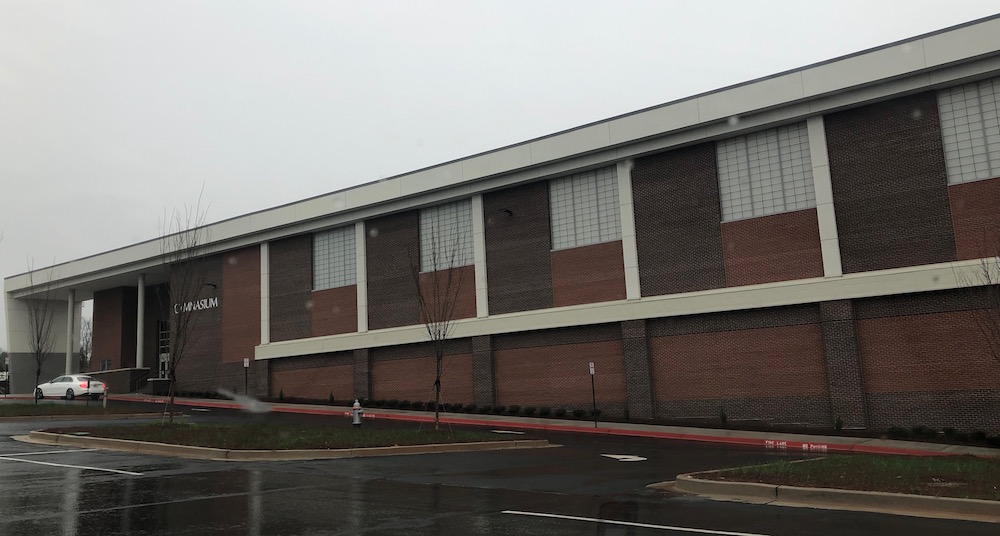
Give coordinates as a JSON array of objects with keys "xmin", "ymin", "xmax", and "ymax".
[{"xmin": 111, "ymin": 394, "xmax": 999, "ymax": 458}]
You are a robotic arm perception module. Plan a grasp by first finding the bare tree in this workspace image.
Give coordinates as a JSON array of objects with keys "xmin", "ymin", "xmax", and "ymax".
[
  {"xmin": 158, "ymin": 194, "xmax": 210, "ymax": 424},
  {"xmin": 410, "ymin": 225, "xmax": 469, "ymax": 430},
  {"xmin": 25, "ymin": 263, "xmax": 57, "ymax": 404},
  {"xmin": 971, "ymin": 235, "xmax": 1000, "ymax": 370},
  {"xmin": 79, "ymin": 317, "xmax": 93, "ymax": 372}
]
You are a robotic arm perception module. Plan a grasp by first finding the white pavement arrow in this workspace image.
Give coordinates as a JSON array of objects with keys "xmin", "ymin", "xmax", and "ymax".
[{"xmin": 600, "ymin": 454, "xmax": 647, "ymax": 462}]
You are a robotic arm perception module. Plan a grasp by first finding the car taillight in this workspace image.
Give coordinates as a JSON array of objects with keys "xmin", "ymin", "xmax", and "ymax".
[{"xmin": 80, "ymin": 383, "xmax": 88, "ymax": 388}]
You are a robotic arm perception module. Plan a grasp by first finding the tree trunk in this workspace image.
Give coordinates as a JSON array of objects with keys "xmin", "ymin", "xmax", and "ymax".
[
  {"xmin": 34, "ymin": 367, "xmax": 40, "ymax": 405},
  {"xmin": 434, "ymin": 349, "xmax": 442, "ymax": 430},
  {"xmin": 166, "ymin": 368, "xmax": 177, "ymax": 425}
]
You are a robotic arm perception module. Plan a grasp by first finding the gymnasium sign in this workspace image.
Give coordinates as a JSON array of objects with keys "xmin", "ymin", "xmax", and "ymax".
[{"xmin": 174, "ymin": 296, "xmax": 220, "ymax": 314}]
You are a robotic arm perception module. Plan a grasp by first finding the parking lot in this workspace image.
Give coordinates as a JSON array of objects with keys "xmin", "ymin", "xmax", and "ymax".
[{"xmin": 0, "ymin": 402, "xmax": 995, "ymax": 535}]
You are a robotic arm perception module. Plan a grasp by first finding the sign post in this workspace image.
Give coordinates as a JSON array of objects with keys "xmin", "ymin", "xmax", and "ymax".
[
  {"xmin": 243, "ymin": 358, "xmax": 250, "ymax": 395},
  {"xmin": 589, "ymin": 362, "xmax": 597, "ymax": 429}
]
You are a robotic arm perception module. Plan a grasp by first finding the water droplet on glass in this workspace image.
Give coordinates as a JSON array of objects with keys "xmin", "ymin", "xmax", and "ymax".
[
  {"xmin": 228, "ymin": 256, "xmax": 238, "ymax": 265},
  {"xmin": 901, "ymin": 44, "xmax": 913, "ymax": 54},
  {"xmin": 304, "ymin": 299, "xmax": 314, "ymax": 311},
  {"xmin": 727, "ymin": 116, "xmax": 740, "ymax": 127},
  {"xmin": 369, "ymin": 228, "xmax": 379, "ymax": 238},
  {"xmin": 332, "ymin": 197, "xmax": 345, "ymax": 210},
  {"xmin": 911, "ymin": 109, "xmax": 923, "ymax": 120}
]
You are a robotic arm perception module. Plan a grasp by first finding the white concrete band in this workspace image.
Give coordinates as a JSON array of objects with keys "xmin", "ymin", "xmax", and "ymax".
[
  {"xmin": 807, "ymin": 115, "xmax": 843, "ymax": 278},
  {"xmin": 259, "ymin": 242, "xmax": 270, "ymax": 345},
  {"xmin": 65, "ymin": 289, "xmax": 75, "ymax": 374},
  {"xmin": 471, "ymin": 194, "xmax": 489, "ymax": 317},
  {"xmin": 617, "ymin": 160, "xmax": 641, "ymax": 300},
  {"xmin": 355, "ymin": 221, "xmax": 368, "ymax": 333},
  {"xmin": 136, "ymin": 273, "xmax": 145, "ymax": 369}
]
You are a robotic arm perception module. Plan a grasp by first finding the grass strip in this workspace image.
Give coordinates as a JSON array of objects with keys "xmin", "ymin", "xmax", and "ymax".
[
  {"xmin": 0, "ymin": 403, "xmax": 144, "ymax": 417},
  {"xmin": 47, "ymin": 422, "xmax": 516, "ymax": 450},
  {"xmin": 707, "ymin": 455, "xmax": 1000, "ymax": 501}
]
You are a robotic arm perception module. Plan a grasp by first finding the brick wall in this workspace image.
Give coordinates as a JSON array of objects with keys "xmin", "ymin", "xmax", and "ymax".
[
  {"xmin": 493, "ymin": 325, "xmax": 627, "ymax": 415},
  {"xmin": 826, "ymin": 91, "xmax": 957, "ymax": 273},
  {"xmin": 366, "ymin": 211, "xmax": 421, "ymax": 329},
  {"xmin": 371, "ymin": 340, "xmax": 474, "ymax": 404},
  {"xmin": 270, "ymin": 352, "xmax": 354, "ymax": 401},
  {"xmin": 721, "ymin": 209, "xmax": 823, "ymax": 286},
  {"xmin": 269, "ymin": 235, "xmax": 312, "ymax": 342},
  {"xmin": 551, "ymin": 240, "xmax": 626, "ymax": 307},
  {"xmin": 175, "ymin": 256, "xmax": 224, "ymax": 392},
  {"xmin": 649, "ymin": 306, "xmax": 831, "ymax": 426},
  {"xmin": 418, "ymin": 265, "xmax": 476, "ymax": 321},
  {"xmin": 949, "ymin": 177, "xmax": 1000, "ymax": 260},
  {"xmin": 311, "ymin": 285, "xmax": 358, "ymax": 337},
  {"xmin": 855, "ymin": 289, "xmax": 1000, "ymax": 431},
  {"xmin": 819, "ymin": 300, "xmax": 868, "ymax": 429},
  {"xmin": 222, "ymin": 246, "xmax": 260, "ymax": 364},
  {"xmin": 632, "ymin": 143, "xmax": 726, "ymax": 296},
  {"xmin": 92, "ymin": 288, "xmax": 126, "ymax": 370},
  {"xmin": 484, "ymin": 181, "xmax": 554, "ymax": 314}
]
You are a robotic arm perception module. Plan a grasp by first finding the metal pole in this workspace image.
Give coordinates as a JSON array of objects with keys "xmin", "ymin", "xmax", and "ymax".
[
  {"xmin": 591, "ymin": 374, "xmax": 597, "ymax": 429},
  {"xmin": 245, "ymin": 366, "xmax": 248, "ymax": 395}
]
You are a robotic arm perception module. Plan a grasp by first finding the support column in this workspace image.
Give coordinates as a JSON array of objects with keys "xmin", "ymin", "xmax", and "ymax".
[
  {"xmin": 621, "ymin": 319, "xmax": 654, "ymax": 419},
  {"xmin": 136, "ymin": 273, "xmax": 145, "ymax": 369},
  {"xmin": 65, "ymin": 289, "xmax": 75, "ymax": 374},
  {"xmin": 355, "ymin": 222, "xmax": 368, "ymax": 333},
  {"xmin": 617, "ymin": 161, "xmax": 641, "ymax": 300},
  {"xmin": 471, "ymin": 195, "xmax": 489, "ymax": 318},
  {"xmin": 352, "ymin": 348, "xmax": 371, "ymax": 400},
  {"xmin": 471, "ymin": 335, "xmax": 495, "ymax": 407},
  {"xmin": 820, "ymin": 300, "xmax": 868, "ymax": 429},
  {"xmin": 808, "ymin": 115, "xmax": 843, "ymax": 278},
  {"xmin": 260, "ymin": 242, "xmax": 270, "ymax": 344}
]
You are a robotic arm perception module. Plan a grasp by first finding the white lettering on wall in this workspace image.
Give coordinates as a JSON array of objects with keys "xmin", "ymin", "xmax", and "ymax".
[{"xmin": 173, "ymin": 296, "xmax": 220, "ymax": 315}]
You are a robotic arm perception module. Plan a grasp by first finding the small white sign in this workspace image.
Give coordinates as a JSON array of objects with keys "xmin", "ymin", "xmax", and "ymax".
[
  {"xmin": 589, "ymin": 362, "xmax": 595, "ymax": 375},
  {"xmin": 243, "ymin": 358, "xmax": 250, "ymax": 368}
]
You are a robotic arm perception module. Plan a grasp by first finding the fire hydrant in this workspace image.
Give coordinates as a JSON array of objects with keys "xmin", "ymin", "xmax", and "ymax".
[{"xmin": 351, "ymin": 399, "xmax": 364, "ymax": 427}]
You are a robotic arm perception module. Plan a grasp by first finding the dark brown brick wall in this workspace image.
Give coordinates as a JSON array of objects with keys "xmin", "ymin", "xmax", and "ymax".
[
  {"xmin": 484, "ymin": 181, "xmax": 554, "ymax": 314},
  {"xmin": 175, "ymin": 256, "xmax": 229, "ymax": 394},
  {"xmin": 826, "ymin": 91, "xmax": 957, "ymax": 273},
  {"xmin": 353, "ymin": 348, "xmax": 371, "ymax": 401},
  {"xmin": 221, "ymin": 246, "xmax": 260, "ymax": 364},
  {"xmin": 722, "ymin": 209, "xmax": 823, "ymax": 286},
  {"xmin": 93, "ymin": 287, "xmax": 132, "ymax": 370},
  {"xmin": 472, "ymin": 335, "xmax": 495, "ymax": 407},
  {"xmin": 621, "ymin": 320, "xmax": 655, "ymax": 419},
  {"xmin": 270, "ymin": 352, "xmax": 354, "ymax": 401},
  {"xmin": 551, "ymin": 240, "xmax": 626, "ymax": 307},
  {"xmin": 366, "ymin": 211, "xmax": 421, "ymax": 329},
  {"xmin": 819, "ymin": 300, "xmax": 868, "ymax": 428},
  {"xmin": 493, "ymin": 325, "xmax": 626, "ymax": 415},
  {"xmin": 949, "ymin": 177, "xmax": 1000, "ymax": 260},
  {"xmin": 270, "ymin": 235, "xmax": 312, "ymax": 342},
  {"xmin": 418, "ymin": 265, "xmax": 476, "ymax": 321},
  {"xmin": 632, "ymin": 143, "xmax": 726, "ymax": 296},
  {"xmin": 311, "ymin": 285, "xmax": 358, "ymax": 337},
  {"xmin": 371, "ymin": 341, "xmax": 474, "ymax": 404}
]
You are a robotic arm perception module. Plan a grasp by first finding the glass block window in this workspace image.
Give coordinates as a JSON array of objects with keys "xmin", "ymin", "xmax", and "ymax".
[
  {"xmin": 938, "ymin": 76, "xmax": 1000, "ymax": 185},
  {"xmin": 313, "ymin": 225, "xmax": 356, "ymax": 290},
  {"xmin": 716, "ymin": 122, "xmax": 815, "ymax": 221},
  {"xmin": 420, "ymin": 199, "xmax": 473, "ymax": 272},
  {"xmin": 549, "ymin": 166, "xmax": 621, "ymax": 250}
]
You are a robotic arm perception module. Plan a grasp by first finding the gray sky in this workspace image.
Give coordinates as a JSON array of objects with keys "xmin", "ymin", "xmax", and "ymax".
[{"xmin": 2, "ymin": 0, "xmax": 999, "ymax": 349}]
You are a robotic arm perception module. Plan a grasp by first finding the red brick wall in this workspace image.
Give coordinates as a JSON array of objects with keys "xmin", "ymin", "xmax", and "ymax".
[
  {"xmin": 949, "ymin": 177, "xmax": 1000, "ymax": 260},
  {"xmin": 372, "ymin": 354, "xmax": 474, "ymax": 404},
  {"xmin": 551, "ymin": 241, "xmax": 626, "ymax": 307},
  {"xmin": 651, "ymin": 324, "xmax": 828, "ymax": 400},
  {"xmin": 311, "ymin": 285, "xmax": 358, "ymax": 337},
  {"xmin": 494, "ymin": 340, "xmax": 626, "ymax": 408},
  {"xmin": 92, "ymin": 288, "xmax": 125, "ymax": 370},
  {"xmin": 418, "ymin": 265, "xmax": 476, "ymax": 321},
  {"xmin": 721, "ymin": 209, "xmax": 823, "ymax": 287},
  {"xmin": 222, "ymin": 246, "xmax": 260, "ymax": 364},
  {"xmin": 271, "ymin": 354, "xmax": 354, "ymax": 401}
]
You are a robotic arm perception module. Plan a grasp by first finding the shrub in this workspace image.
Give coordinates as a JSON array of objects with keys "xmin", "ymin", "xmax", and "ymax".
[
  {"xmin": 399, "ymin": 400, "xmax": 411, "ymax": 410},
  {"xmin": 887, "ymin": 427, "xmax": 909, "ymax": 439},
  {"xmin": 955, "ymin": 431, "xmax": 970, "ymax": 442},
  {"xmin": 719, "ymin": 407, "xmax": 727, "ymax": 426},
  {"xmin": 492, "ymin": 405, "xmax": 507, "ymax": 415},
  {"xmin": 410, "ymin": 401, "xmax": 424, "ymax": 411},
  {"xmin": 588, "ymin": 409, "xmax": 601, "ymax": 418},
  {"xmin": 427, "ymin": 401, "xmax": 438, "ymax": 412},
  {"xmin": 987, "ymin": 435, "xmax": 1000, "ymax": 448},
  {"xmin": 911, "ymin": 425, "xmax": 928, "ymax": 437},
  {"xmin": 572, "ymin": 409, "xmax": 586, "ymax": 418},
  {"xmin": 329, "ymin": 393, "xmax": 335, "ymax": 405},
  {"xmin": 971, "ymin": 430, "xmax": 988, "ymax": 443},
  {"xmin": 920, "ymin": 427, "xmax": 938, "ymax": 440},
  {"xmin": 942, "ymin": 427, "xmax": 957, "ymax": 439},
  {"xmin": 554, "ymin": 408, "xmax": 567, "ymax": 418},
  {"xmin": 279, "ymin": 390, "xmax": 284, "ymax": 402},
  {"xmin": 478, "ymin": 406, "xmax": 492, "ymax": 414},
  {"xmin": 523, "ymin": 406, "xmax": 537, "ymax": 417},
  {"xmin": 507, "ymin": 405, "xmax": 521, "ymax": 416},
  {"xmin": 386, "ymin": 399, "xmax": 399, "ymax": 409},
  {"xmin": 539, "ymin": 407, "xmax": 551, "ymax": 417},
  {"xmin": 443, "ymin": 403, "xmax": 453, "ymax": 412},
  {"xmin": 835, "ymin": 416, "xmax": 843, "ymax": 432},
  {"xmin": 464, "ymin": 404, "xmax": 477, "ymax": 413}
]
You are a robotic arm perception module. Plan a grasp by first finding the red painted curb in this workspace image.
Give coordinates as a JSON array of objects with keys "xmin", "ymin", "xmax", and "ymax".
[{"xmin": 110, "ymin": 396, "xmax": 971, "ymax": 457}]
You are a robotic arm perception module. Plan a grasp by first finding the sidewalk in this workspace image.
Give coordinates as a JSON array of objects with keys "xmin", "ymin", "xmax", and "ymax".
[{"xmin": 111, "ymin": 394, "xmax": 999, "ymax": 458}]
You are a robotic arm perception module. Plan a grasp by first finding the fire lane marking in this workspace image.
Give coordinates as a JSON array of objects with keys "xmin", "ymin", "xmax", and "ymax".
[
  {"xmin": 490, "ymin": 430, "xmax": 526, "ymax": 435},
  {"xmin": 0, "ymin": 456, "xmax": 144, "ymax": 476},
  {"xmin": 501, "ymin": 510, "xmax": 772, "ymax": 536},
  {"xmin": 601, "ymin": 454, "xmax": 647, "ymax": 462}
]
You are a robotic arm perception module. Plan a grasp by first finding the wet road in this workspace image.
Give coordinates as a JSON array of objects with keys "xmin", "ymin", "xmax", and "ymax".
[{"xmin": 0, "ymin": 402, "xmax": 995, "ymax": 535}]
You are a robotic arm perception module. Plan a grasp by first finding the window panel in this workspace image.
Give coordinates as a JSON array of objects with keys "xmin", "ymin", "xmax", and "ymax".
[
  {"xmin": 549, "ymin": 166, "xmax": 621, "ymax": 249},
  {"xmin": 313, "ymin": 225, "xmax": 356, "ymax": 290},
  {"xmin": 939, "ymin": 76, "xmax": 1000, "ymax": 184},
  {"xmin": 420, "ymin": 199, "xmax": 473, "ymax": 272}
]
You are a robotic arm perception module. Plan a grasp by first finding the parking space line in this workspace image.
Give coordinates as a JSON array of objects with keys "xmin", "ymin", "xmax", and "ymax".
[
  {"xmin": 0, "ymin": 456, "xmax": 143, "ymax": 476},
  {"xmin": 501, "ymin": 510, "xmax": 772, "ymax": 536},
  {"xmin": 1, "ymin": 448, "xmax": 99, "ymax": 457}
]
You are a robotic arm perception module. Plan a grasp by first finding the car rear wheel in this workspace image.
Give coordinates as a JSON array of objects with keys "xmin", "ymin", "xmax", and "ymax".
[
  {"xmin": 65, "ymin": 389, "xmax": 75, "ymax": 401},
  {"xmin": 35, "ymin": 388, "xmax": 44, "ymax": 400}
]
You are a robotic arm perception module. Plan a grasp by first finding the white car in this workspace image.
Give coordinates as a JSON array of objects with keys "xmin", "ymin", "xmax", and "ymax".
[{"xmin": 35, "ymin": 375, "xmax": 107, "ymax": 401}]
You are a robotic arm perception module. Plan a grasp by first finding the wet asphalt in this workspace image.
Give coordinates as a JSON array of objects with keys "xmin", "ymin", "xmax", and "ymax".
[{"xmin": 0, "ymin": 399, "xmax": 995, "ymax": 535}]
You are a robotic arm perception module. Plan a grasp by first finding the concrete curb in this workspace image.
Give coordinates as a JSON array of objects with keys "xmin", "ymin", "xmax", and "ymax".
[
  {"xmin": 0, "ymin": 413, "xmax": 172, "ymax": 422},
  {"xmin": 670, "ymin": 470, "xmax": 1000, "ymax": 523},
  {"xmin": 25, "ymin": 430, "xmax": 551, "ymax": 461},
  {"xmin": 112, "ymin": 395, "xmax": 1000, "ymax": 458}
]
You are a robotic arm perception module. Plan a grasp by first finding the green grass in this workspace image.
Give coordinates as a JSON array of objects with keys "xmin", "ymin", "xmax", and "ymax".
[
  {"xmin": 709, "ymin": 455, "xmax": 1000, "ymax": 501},
  {"xmin": 47, "ymin": 422, "xmax": 516, "ymax": 450},
  {"xmin": 0, "ymin": 403, "xmax": 143, "ymax": 417}
]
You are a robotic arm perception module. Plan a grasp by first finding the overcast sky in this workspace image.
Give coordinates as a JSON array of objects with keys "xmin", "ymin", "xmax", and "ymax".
[{"xmin": 2, "ymin": 1, "xmax": 998, "ymax": 349}]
